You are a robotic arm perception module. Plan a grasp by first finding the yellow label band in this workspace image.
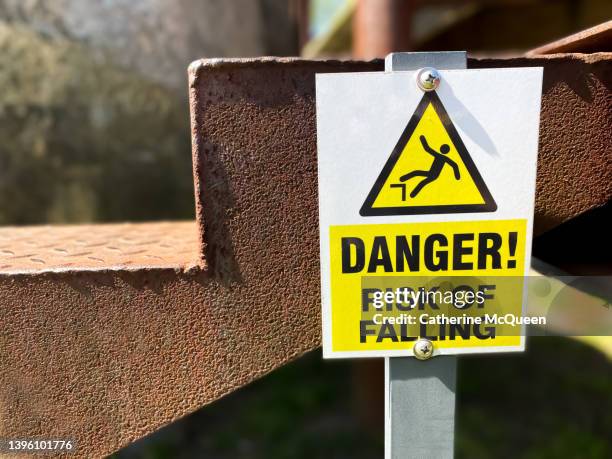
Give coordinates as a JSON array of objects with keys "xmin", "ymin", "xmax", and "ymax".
[{"xmin": 329, "ymin": 219, "xmax": 526, "ymax": 352}]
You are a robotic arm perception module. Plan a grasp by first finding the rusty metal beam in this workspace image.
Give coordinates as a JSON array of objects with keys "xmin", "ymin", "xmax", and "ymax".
[
  {"xmin": 527, "ymin": 20, "xmax": 612, "ymax": 55},
  {"xmin": 469, "ymin": 54, "xmax": 611, "ymax": 234},
  {"xmin": 0, "ymin": 53, "xmax": 610, "ymax": 457}
]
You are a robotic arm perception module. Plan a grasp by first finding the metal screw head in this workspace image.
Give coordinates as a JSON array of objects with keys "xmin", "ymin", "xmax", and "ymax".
[
  {"xmin": 413, "ymin": 338, "xmax": 434, "ymax": 360},
  {"xmin": 416, "ymin": 67, "xmax": 441, "ymax": 92}
]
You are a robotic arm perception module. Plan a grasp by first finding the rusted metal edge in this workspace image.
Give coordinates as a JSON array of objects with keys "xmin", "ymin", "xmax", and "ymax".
[{"xmin": 527, "ymin": 20, "xmax": 612, "ymax": 55}]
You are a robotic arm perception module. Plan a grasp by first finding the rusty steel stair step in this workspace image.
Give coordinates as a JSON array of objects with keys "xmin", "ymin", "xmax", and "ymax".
[
  {"xmin": 0, "ymin": 221, "xmax": 198, "ymax": 274},
  {"xmin": 0, "ymin": 53, "xmax": 610, "ymax": 457}
]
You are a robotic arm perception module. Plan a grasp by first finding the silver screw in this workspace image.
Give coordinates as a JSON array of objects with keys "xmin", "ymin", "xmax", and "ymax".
[
  {"xmin": 413, "ymin": 338, "xmax": 434, "ymax": 360},
  {"xmin": 416, "ymin": 67, "xmax": 441, "ymax": 92}
]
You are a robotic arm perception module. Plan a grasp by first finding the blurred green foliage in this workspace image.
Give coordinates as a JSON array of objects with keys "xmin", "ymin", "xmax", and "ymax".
[
  {"xmin": 0, "ymin": 23, "xmax": 193, "ymax": 224},
  {"xmin": 457, "ymin": 337, "xmax": 612, "ymax": 459}
]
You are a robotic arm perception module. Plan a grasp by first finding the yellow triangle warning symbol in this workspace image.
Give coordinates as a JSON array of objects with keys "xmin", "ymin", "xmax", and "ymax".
[{"xmin": 360, "ymin": 92, "xmax": 497, "ymax": 216}]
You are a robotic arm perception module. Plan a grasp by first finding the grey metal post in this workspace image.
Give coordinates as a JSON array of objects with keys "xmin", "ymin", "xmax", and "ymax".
[{"xmin": 384, "ymin": 51, "xmax": 466, "ymax": 459}]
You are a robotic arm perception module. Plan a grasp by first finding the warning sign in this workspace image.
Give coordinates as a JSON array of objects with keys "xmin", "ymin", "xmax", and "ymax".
[
  {"xmin": 360, "ymin": 91, "xmax": 497, "ymax": 216},
  {"xmin": 316, "ymin": 67, "xmax": 543, "ymax": 358}
]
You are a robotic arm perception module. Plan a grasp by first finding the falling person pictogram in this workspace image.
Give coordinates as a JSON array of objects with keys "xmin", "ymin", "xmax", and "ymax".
[
  {"xmin": 360, "ymin": 91, "xmax": 497, "ymax": 216},
  {"xmin": 397, "ymin": 135, "xmax": 460, "ymax": 198}
]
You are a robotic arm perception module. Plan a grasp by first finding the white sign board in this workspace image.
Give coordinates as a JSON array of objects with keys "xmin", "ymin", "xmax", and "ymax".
[{"xmin": 316, "ymin": 68, "xmax": 543, "ymax": 358}]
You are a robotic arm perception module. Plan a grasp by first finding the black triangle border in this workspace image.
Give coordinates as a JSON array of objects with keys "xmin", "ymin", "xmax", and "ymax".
[{"xmin": 359, "ymin": 91, "xmax": 497, "ymax": 216}]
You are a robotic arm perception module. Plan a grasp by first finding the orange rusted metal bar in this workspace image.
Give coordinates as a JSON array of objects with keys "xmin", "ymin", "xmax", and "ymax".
[{"xmin": 527, "ymin": 20, "xmax": 612, "ymax": 55}]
